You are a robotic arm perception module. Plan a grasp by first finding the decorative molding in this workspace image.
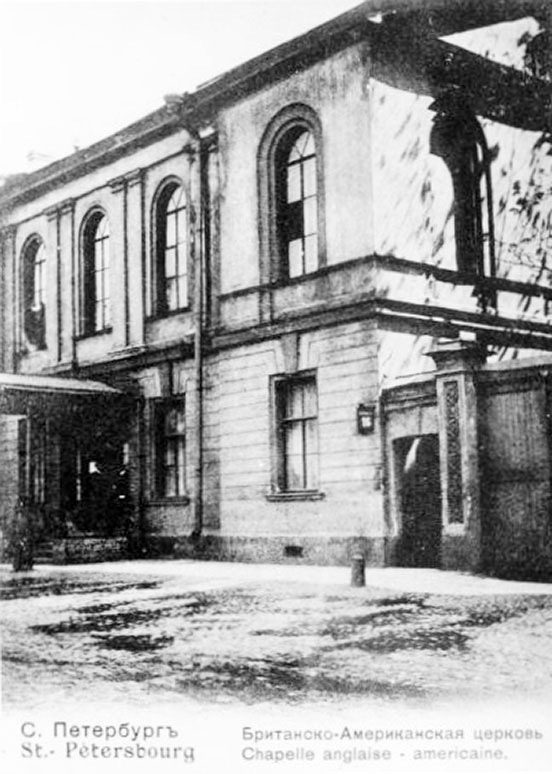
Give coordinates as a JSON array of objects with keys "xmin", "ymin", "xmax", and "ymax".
[
  {"xmin": 59, "ymin": 198, "xmax": 75, "ymax": 216},
  {"xmin": 108, "ymin": 175, "xmax": 126, "ymax": 194},
  {"xmin": 45, "ymin": 206, "xmax": 59, "ymax": 223},
  {"xmin": 44, "ymin": 198, "xmax": 74, "ymax": 220},
  {"xmin": 444, "ymin": 379, "xmax": 463, "ymax": 524},
  {"xmin": 110, "ymin": 168, "xmax": 144, "ymax": 193},
  {"xmin": 265, "ymin": 490, "xmax": 325, "ymax": 502},
  {"xmin": 125, "ymin": 168, "xmax": 144, "ymax": 188},
  {"xmin": 280, "ymin": 332, "xmax": 299, "ymax": 373}
]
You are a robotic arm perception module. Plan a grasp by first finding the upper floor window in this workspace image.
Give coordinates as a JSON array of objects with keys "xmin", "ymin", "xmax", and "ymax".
[
  {"xmin": 82, "ymin": 211, "xmax": 110, "ymax": 335},
  {"xmin": 258, "ymin": 104, "xmax": 325, "ymax": 284},
  {"xmin": 276, "ymin": 128, "xmax": 318, "ymax": 278},
  {"xmin": 524, "ymin": 30, "xmax": 551, "ymax": 82},
  {"xmin": 22, "ymin": 236, "xmax": 46, "ymax": 349},
  {"xmin": 154, "ymin": 182, "xmax": 188, "ymax": 315},
  {"xmin": 430, "ymin": 100, "xmax": 495, "ymax": 289}
]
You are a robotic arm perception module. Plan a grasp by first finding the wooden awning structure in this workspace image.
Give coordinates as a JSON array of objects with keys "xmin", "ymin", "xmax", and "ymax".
[{"xmin": 0, "ymin": 372, "xmax": 128, "ymax": 416}]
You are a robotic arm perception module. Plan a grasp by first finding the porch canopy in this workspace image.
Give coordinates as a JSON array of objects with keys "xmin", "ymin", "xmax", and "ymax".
[{"xmin": 0, "ymin": 372, "xmax": 128, "ymax": 416}]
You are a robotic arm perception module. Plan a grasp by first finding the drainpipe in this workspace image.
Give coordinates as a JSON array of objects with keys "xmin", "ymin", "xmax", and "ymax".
[
  {"xmin": 190, "ymin": 131, "xmax": 214, "ymax": 544},
  {"xmin": 164, "ymin": 96, "xmax": 214, "ymax": 546},
  {"xmin": 190, "ymin": 137, "xmax": 204, "ymax": 544}
]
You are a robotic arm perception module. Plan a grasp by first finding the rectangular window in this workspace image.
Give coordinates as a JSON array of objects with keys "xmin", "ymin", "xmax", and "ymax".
[
  {"xmin": 275, "ymin": 375, "xmax": 318, "ymax": 491},
  {"xmin": 30, "ymin": 418, "xmax": 48, "ymax": 505},
  {"xmin": 154, "ymin": 399, "xmax": 186, "ymax": 498},
  {"xmin": 17, "ymin": 418, "xmax": 28, "ymax": 501}
]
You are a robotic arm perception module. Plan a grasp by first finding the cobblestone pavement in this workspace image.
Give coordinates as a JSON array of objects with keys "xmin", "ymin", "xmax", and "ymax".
[{"xmin": 2, "ymin": 561, "xmax": 552, "ymax": 712}]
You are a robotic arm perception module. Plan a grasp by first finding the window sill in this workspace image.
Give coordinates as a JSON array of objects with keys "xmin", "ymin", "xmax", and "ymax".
[
  {"xmin": 147, "ymin": 496, "xmax": 191, "ymax": 506},
  {"xmin": 266, "ymin": 490, "xmax": 325, "ymax": 502},
  {"xmin": 146, "ymin": 307, "xmax": 190, "ymax": 322},
  {"xmin": 76, "ymin": 327, "xmax": 113, "ymax": 341}
]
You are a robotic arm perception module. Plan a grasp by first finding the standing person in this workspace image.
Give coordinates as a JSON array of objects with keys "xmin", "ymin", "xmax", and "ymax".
[{"xmin": 11, "ymin": 500, "xmax": 34, "ymax": 572}]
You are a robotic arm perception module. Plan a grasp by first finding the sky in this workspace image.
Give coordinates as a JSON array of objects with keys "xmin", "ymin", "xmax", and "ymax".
[{"xmin": 0, "ymin": 0, "xmax": 363, "ymax": 175}]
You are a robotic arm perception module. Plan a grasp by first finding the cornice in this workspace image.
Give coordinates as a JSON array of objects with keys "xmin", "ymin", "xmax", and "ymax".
[
  {"xmin": 1, "ymin": 224, "xmax": 17, "ymax": 240},
  {"xmin": 0, "ymin": 0, "xmax": 548, "ymax": 210},
  {"xmin": 108, "ymin": 168, "xmax": 144, "ymax": 194}
]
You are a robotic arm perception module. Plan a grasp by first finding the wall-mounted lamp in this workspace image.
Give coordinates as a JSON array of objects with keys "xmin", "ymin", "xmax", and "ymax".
[{"xmin": 357, "ymin": 404, "xmax": 376, "ymax": 434}]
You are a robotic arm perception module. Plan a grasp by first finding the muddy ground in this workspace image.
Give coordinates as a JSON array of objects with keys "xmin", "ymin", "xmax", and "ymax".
[{"xmin": 2, "ymin": 565, "xmax": 552, "ymax": 711}]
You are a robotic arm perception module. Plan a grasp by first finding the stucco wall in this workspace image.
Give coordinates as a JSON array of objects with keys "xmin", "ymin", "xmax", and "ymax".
[
  {"xmin": 9, "ymin": 129, "xmax": 193, "ymax": 375},
  {"xmin": 217, "ymin": 43, "xmax": 374, "ymax": 294},
  {"xmin": 0, "ymin": 415, "xmax": 21, "ymax": 557},
  {"xmin": 371, "ymin": 77, "xmax": 552, "ymax": 321},
  {"xmin": 212, "ymin": 320, "xmax": 383, "ymax": 541}
]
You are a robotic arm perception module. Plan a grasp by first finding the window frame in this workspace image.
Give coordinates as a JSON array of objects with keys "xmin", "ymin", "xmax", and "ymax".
[
  {"xmin": 151, "ymin": 178, "xmax": 189, "ymax": 317},
  {"xmin": 275, "ymin": 127, "xmax": 319, "ymax": 278},
  {"xmin": 80, "ymin": 209, "xmax": 111, "ymax": 337},
  {"xmin": 258, "ymin": 104, "xmax": 326, "ymax": 285},
  {"xmin": 270, "ymin": 371, "xmax": 321, "ymax": 497},
  {"xmin": 430, "ymin": 102, "xmax": 496, "ymax": 291},
  {"xmin": 21, "ymin": 235, "xmax": 47, "ymax": 349},
  {"xmin": 152, "ymin": 397, "xmax": 187, "ymax": 501}
]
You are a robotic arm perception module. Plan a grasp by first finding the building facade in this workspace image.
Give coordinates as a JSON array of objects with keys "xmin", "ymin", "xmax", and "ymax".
[{"xmin": 1, "ymin": 0, "xmax": 552, "ymax": 578}]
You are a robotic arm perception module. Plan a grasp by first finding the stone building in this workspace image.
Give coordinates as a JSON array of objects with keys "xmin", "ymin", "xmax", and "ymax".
[{"xmin": 1, "ymin": 0, "xmax": 551, "ymax": 578}]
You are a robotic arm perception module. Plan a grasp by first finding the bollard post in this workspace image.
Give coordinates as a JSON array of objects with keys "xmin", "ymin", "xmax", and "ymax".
[{"xmin": 351, "ymin": 552, "xmax": 365, "ymax": 587}]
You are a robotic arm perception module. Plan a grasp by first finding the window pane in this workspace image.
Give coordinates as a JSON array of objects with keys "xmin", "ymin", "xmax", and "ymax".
[
  {"xmin": 166, "ymin": 212, "xmax": 177, "ymax": 248},
  {"xmin": 303, "ymin": 382, "xmax": 317, "ymax": 416},
  {"xmin": 94, "ymin": 270, "xmax": 103, "ymax": 299},
  {"xmin": 302, "ymin": 131, "xmax": 315, "ymax": 157},
  {"xmin": 288, "ymin": 239, "xmax": 303, "ymax": 278},
  {"xmin": 284, "ymin": 423, "xmax": 304, "ymax": 489},
  {"xmin": 168, "ymin": 186, "xmax": 183, "ymax": 213},
  {"xmin": 177, "ymin": 208, "xmax": 187, "ymax": 244},
  {"xmin": 303, "ymin": 157, "xmax": 317, "ymax": 197},
  {"xmin": 285, "ymin": 201, "xmax": 304, "ymax": 242},
  {"xmin": 305, "ymin": 451, "xmax": 318, "ymax": 489},
  {"xmin": 175, "ymin": 405, "xmax": 186, "ymax": 435},
  {"xmin": 166, "ymin": 277, "xmax": 178, "ymax": 310},
  {"xmin": 176, "ymin": 439, "xmax": 186, "ymax": 495},
  {"xmin": 177, "ymin": 275, "xmax": 188, "ymax": 307},
  {"xmin": 294, "ymin": 131, "xmax": 310, "ymax": 158},
  {"xmin": 165, "ymin": 407, "xmax": 177, "ymax": 435},
  {"xmin": 285, "ymin": 382, "xmax": 303, "ymax": 419},
  {"xmin": 165, "ymin": 247, "xmax": 176, "ymax": 278},
  {"xmin": 96, "ymin": 216, "xmax": 108, "ymax": 239},
  {"xmin": 305, "ymin": 417, "xmax": 318, "ymax": 453},
  {"xmin": 288, "ymin": 139, "xmax": 302, "ymax": 164},
  {"xmin": 287, "ymin": 163, "xmax": 302, "ymax": 203},
  {"xmin": 303, "ymin": 196, "xmax": 317, "ymax": 236},
  {"xmin": 304, "ymin": 235, "xmax": 318, "ymax": 274},
  {"xmin": 165, "ymin": 467, "xmax": 177, "ymax": 498}
]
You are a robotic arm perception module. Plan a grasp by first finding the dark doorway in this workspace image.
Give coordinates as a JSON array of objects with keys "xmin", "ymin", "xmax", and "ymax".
[{"xmin": 394, "ymin": 434, "xmax": 442, "ymax": 567}]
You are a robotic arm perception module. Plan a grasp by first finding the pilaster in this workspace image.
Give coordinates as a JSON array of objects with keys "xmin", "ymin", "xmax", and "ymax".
[{"xmin": 427, "ymin": 337, "xmax": 486, "ymax": 572}]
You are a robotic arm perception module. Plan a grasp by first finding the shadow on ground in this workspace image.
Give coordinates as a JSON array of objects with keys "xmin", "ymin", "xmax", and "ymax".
[{"xmin": 2, "ymin": 572, "xmax": 552, "ymax": 707}]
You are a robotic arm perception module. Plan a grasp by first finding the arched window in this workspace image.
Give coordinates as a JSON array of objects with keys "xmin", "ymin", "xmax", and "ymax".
[
  {"xmin": 430, "ymin": 100, "xmax": 495, "ymax": 288},
  {"xmin": 258, "ymin": 104, "xmax": 325, "ymax": 284},
  {"xmin": 22, "ymin": 236, "xmax": 46, "ymax": 348},
  {"xmin": 154, "ymin": 182, "xmax": 188, "ymax": 314},
  {"xmin": 276, "ymin": 128, "xmax": 318, "ymax": 278},
  {"xmin": 82, "ymin": 211, "xmax": 110, "ymax": 335}
]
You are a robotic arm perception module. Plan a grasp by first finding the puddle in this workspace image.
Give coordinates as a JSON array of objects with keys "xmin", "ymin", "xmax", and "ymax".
[
  {"xmin": 31, "ymin": 607, "xmax": 166, "ymax": 635},
  {"xmin": 333, "ymin": 627, "xmax": 470, "ymax": 653},
  {"xmin": 176, "ymin": 656, "xmax": 308, "ymax": 695},
  {"xmin": 1, "ymin": 578, "xmax": 160, "ymax": 601},
  {"xmin": 93, "ymin": 634, "xmax": 174, "ymax": 652},
  {"xmin": 170, "ymin": 655, "xmax": 427, "ymax": 702}
]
